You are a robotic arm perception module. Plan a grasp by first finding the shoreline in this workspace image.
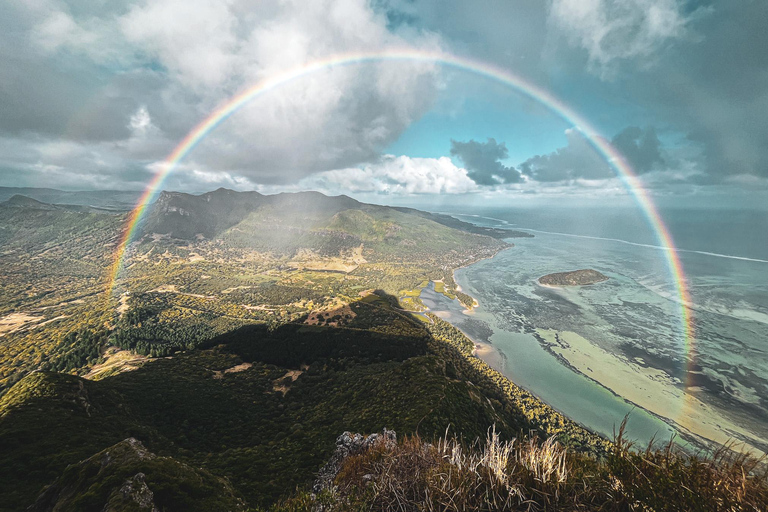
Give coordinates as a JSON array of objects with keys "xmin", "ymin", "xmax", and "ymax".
[
  {"xmin": 447, "ymin": 256, "xmax": 767, "ymax": 457},
  {"xmin": 472, "ymin": 338, "xmax": 506, "ymax": 373},
  {"xmin": 537, "ymin": 328, "xmax": 767, "ymax": 456},
  {"xmin": 421, "ymin": 280, "xmax": 611, "ymax": 453},
  {"xmin": 451, "ymin": 244, "xmax": 514, "ymax": 311},
  {"xmin": 446, "ymin": 247, "xmax": 513, "ymax": 370}
]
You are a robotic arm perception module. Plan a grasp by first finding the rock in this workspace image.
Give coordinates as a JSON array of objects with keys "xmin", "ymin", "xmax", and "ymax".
[
  {"xmin": 107, "ymin": 472, "xmax": 159, "ymax": 511},
  {"xmin": 313, "ymin": 429, "xmax": 397, "ymax": 495}
]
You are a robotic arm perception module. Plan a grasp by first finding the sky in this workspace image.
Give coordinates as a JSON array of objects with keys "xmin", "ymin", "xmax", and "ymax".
[{"xmin": 1, "ymin": 0, "xmax": 767, "ymax": 206}]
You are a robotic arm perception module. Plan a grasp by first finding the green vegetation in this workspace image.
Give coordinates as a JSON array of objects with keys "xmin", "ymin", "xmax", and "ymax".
[
  {"xmin": 424, "ymin": 313, "xmax": 610, "ymax": 454},
  {"xmin": 0, "ymin": 190, "xmax": 507, "ymax": 394},
  {"xmin": 4, "ymin": 189, "xmax": 764, "ymax": 511},
  {"xmin": 29, "ymin": 438, "xmax": 245, "ymax": 512},
  {"xmin": 0, "ymin": 296, "xmax": 529, "ymax": 511}
]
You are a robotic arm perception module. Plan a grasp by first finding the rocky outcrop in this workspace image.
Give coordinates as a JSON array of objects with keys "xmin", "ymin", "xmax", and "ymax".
[
  {"xmin": 107, "ymin": 472, "xmax": 159, "ymax": 511},
  {"xmin": 539, "ymin": 269, "xmax": 609, "ymax": 287},
  {"xmin": 29, "ymin": 438, "xmax": 245, "ymax": 512},
  {"xmin": 30, "ymin": 438, "xmax": 159, "ymax": 511},
  {"xmin": 313, "ymin": 429, "xmax": 397, "ymax": 495}
]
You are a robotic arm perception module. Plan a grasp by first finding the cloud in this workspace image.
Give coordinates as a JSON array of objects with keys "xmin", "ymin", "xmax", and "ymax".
[
  {"xmin": 116, "ymin": 0, "xmax": 444, "ymax": 182},
  {"xmin": 1, "ymin": 0, "xmax": 765, "ymax": 196},
  {"xmin": 638, "ymin": 2, "xmax": 768, "ymax": 180},
  {"xmin": 611, "ymin": 126, "xmax": 664, "ymax": 172},
  {"xmin": 296, "ymin": 155, "xmax": 478, "ymax": 195},
  {"xmin": 519, "ymin": 129, "xmax": 613, "ymax": 182},
  {"xmin": 449, "ymin": 138, "xmax": 522, "ymax": 185},
  {"xmin": 120, "ymin": 0, "xmax": 240, "ymax": 91},
  {"xmin": 0, "ymin": 0, "xmax": 444, "ymax": 190},
  {"xmin": 548, "ymin": 0, "xmax": 690, "ymax": 74},
  {"xmin": 520, "ymin": 126, "xmax": 670, "ymax": 183}
]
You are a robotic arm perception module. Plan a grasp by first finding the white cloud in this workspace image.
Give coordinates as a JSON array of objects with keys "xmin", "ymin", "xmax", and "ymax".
[
  {"xmin": 548, "ymin": 0, "xmax": 688, "ymax": 73},
  {"xmin": 12, "ymin": 0, "xmax": 445, "ymax": 188},
  {"xmin": 27, "ymin": 2, "xmax": 129, "ymax": 65},
  {"xmin": 118, "ymin": 0, "xmax": 443, "ymax": 181},
  {"xmin": 129, "ymin": 107, "xmax": 153, "ymax": 135},
  {"xmin": 295, "ymin": 155, "xmax": 479, "ymax": 195},
  {"xmin": 121, "ymin": 0, "xmax": 240, "ymax": 91}
]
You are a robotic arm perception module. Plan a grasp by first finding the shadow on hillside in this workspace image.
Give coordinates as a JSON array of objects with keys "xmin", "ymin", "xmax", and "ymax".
[{"xmin": 202, "ymin": 290, "xmax": 428, "ymax": 368}]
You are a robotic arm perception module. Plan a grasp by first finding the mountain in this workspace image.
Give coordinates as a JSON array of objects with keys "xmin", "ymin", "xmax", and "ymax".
[
  {"xmin": 0, "ymin": 188, "xmax": 765, "ymax": 511},
  {"xmin": 1, "ymin": 194, "xmax": 60, "ymax": 210},
  {"xmin": 0, "ymin": 189, "xmax": 512, "ymax": 393},
  {"xmin": 143, "ymin": 188, "xmax": 267, "ymax": 239},
  {"xmin": 142, "ymin": 188, "xmax": 368, "ymax": 240},
  {"xmin": 0, "ymin": 193, "xmax": 125, "ymax": 214},
  {"xmin": 28, "ymin": 438, "xmax": 245, "ymax": 512},
  {"xmin": 0, "ymin": 187, "xmax": 140, "ymax": 210},
  {"xmin": 0, "ymin": 294, "xmax": 604, "ymax": 511},
  {"xmin": 142, "ymin": 188, "xmax": 523, "ymax": 242}
]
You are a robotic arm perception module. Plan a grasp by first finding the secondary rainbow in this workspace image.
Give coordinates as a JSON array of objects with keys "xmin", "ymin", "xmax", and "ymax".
[{"xmin": 107, "ymin": 49, "xmax": 695, "ymax": 380}]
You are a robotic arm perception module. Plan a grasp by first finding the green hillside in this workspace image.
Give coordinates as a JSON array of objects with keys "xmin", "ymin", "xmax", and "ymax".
[
  {"xmin": 0, "ymin": 294, "xmax": 584, "ymax": 511},
  {"xmin": 0, "ymin": 189, "xmax": 765, "ymax": 511},
  {"xmin": 0, "ymin": 189, "xmax": 513, "ymax": 392}
]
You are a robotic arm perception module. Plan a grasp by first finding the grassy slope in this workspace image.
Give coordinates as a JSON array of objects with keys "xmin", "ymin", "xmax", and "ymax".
[
  {"xmin": 28, "ymin": 438, "xmax": 246, "ymax": 512},
  {"xmin": 0, "ymin": 298, "xmax": 528, "ymax": 511},
  {"xmin": 0, "ymin": 192, "xmax": 508, "ymax": 394}
]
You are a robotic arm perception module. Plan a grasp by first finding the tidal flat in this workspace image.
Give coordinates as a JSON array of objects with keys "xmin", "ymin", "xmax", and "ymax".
[{"xmin": 420, "ymin": 211, "xmax": 768, "ymax": 453}]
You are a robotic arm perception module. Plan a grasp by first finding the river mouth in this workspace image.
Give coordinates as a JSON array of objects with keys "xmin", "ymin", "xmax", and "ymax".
[{"xmin": 420, "ymin": 279, "xmax": 680, "ymax": 447}]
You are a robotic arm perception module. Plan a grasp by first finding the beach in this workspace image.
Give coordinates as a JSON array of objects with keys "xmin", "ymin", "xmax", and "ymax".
[{"xmin": 538, "ymin": 328, "xmax": 767, "ymax": 455}]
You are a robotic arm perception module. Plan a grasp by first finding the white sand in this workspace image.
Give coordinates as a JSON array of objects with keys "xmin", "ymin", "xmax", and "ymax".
[
  {"xmin": 538, "ymin": 328, "xmax": 766, "ymax": 455},
  {"xmin": 473, "ymin": 341, "xmax": 506, "ymax": 373}
]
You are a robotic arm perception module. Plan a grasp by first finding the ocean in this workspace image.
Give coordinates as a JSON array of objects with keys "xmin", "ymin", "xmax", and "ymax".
[{"xmin": 420, "ymin": 205, "xmax": 768, "ymax": 452}]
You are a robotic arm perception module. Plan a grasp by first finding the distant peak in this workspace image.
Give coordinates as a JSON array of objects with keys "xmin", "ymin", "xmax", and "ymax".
[{"xmin": 2, "ymin": 195, "xmax": 56, "ymax": 209}]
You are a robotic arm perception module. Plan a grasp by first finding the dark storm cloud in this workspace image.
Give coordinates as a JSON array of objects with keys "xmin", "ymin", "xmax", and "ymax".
[
  {"xmin": 546, "ymin": 0, "xmax": 768, "ymax": 182},
  {"xmin": 611, "ymin": 126, "xmax": 664, "ymax": 172},
  {"xmin": 519, "ymin": 129, "xmax": 612, "ymax": 182},
  {"xmin": 520, "ymin": 127, "xmax": 669, "ymax": 182},
  {"xmin": 449, "ymin": 138, "xmax": 522, "ymax": 185},
  {"xmin": 654, "ymin": 0, "xmax": 768, "ymax": 179}
]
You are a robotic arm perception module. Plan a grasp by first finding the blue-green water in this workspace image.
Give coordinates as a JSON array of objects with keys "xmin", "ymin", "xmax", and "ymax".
[{"xmin": 420, "ymin": 206, "xmax": 768, "ymax": 449}]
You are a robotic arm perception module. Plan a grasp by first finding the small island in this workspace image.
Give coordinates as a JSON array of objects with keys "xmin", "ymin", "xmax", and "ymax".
[{"xmin": 539, "ymin": 269, "xmax": 609, "ymax": 286}]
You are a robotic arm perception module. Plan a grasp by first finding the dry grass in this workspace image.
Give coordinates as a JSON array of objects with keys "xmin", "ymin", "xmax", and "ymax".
[
  {"xmin": 330, "ymin": 426, "xmax": 574, "ymax": 511},
  {"xmin": 274, "ymin": 421, "xmax": 768, "ymax": 512},
  {"xmin": 602, "ymin": 419, "xmax": 768, "ymax": 511}
]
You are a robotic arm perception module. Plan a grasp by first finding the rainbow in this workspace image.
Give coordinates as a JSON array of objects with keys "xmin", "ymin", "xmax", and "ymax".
[{"xmin": 107, "ymin": 49, "xmax": 694, "ymax": 382}]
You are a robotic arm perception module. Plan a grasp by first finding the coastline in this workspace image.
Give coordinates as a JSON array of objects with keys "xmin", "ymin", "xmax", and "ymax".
[
  {"xmin": 420, "ymin": 293, "xmax": 611, "ymax": 454},
  {"xmin": 448, "ymin": 248, "xmax": 510, "ymax": 371},
  {"xmin": 537, "ymin": 328, "xmax": 767, "ymax": 456},
  {"xmin": 448, "ymin": 258, "xmax": 766, "ymax": 456},
  {"xmin": 450, "ymin": 244, "xmax": 514, "ymax": 311},
  {"xmin": 472, "ymin": 339, "xmax": 506, "ymax": 373}
]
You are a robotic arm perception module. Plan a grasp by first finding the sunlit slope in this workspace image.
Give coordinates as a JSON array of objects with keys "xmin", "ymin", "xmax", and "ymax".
[
  {"xmin": 0, "ymin": 188, "xmax": 513, "ymax": 401},
  {"xmin": 142, "ymin": 188, "xmax": 512, "ymax": 261},
  {"xmin": 0, "ymin": 199, "xmax": 123, "ymax": 314},
  {"xmin": 0, "ymin": 296, "xmax": 540, "ymax": 511}
]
